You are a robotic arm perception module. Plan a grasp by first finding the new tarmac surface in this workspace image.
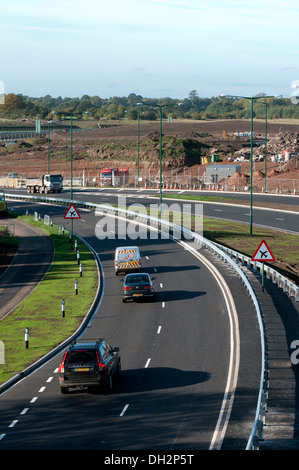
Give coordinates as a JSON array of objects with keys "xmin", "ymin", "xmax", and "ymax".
[
  {"xmin": 0, "ymin": 218, "xmax": 54, "ymax": 320},
  {"xmin": 1, "ymin": 209, "xmax": 299, "ymax": 449}
]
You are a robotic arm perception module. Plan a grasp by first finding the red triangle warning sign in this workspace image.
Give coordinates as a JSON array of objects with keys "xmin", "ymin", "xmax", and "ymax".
[
  {"xmin": 251, "ymin": 240, "xmax": 275, "ymax": 262},
  {"xmin": 64, "ymin": 203, "xmax": 81, "ymax": 219}
]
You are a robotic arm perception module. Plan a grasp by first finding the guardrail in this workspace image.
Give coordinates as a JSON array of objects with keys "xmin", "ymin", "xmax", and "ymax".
[
  {"xmin": 216, "ymin": 244, "xmax": 299, "ymax": 302},
  {"xmin": 7, "ymin": 191, "xmax": 295, "ymax": 449}
]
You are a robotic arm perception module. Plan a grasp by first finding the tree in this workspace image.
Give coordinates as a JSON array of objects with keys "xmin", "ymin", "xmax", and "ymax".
[{"xmin": 1, "ymin": 93, "xmax": 25, "ymax": 115}]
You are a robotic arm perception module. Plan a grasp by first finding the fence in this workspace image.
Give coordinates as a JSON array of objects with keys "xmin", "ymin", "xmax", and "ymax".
[{"xmin": 0, "ymin": 168, "xmax": 298, "ymax": 195}]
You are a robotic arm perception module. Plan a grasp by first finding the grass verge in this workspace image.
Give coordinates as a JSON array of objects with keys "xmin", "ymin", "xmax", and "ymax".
[{"xmin": 0, "ymin": 214, "xmax": 98, "ymax": 386}]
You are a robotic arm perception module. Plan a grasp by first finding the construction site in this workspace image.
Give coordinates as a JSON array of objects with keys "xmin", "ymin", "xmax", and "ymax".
[{"xmin": 0, "ymin": 119, "xmax": 298, "ymax": 194}]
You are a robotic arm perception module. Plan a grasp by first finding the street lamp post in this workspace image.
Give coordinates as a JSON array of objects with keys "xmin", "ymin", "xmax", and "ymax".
[
  {"xmin": 62, "ymin": 112, "xmax": 74, "ymax": 237},
  {"xmin": 138, "ymin": 101, "xmax": 183, "ymax": 212},
  {"xmin": 222, "ymin": 94, "xmax": 273, "ymax": 235},
  {"xmin": 47, "ymin": 121, "xmax": 50, "ymax": 174},
  {"xmin": 137, "ymin": 110, "xmax": 140, "ymax": 188}
]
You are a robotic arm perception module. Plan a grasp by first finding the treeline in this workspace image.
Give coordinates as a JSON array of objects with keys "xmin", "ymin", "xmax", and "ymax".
[{"xmin": 0, "ymin": 90, "xmax": 298, "ymax": 121}]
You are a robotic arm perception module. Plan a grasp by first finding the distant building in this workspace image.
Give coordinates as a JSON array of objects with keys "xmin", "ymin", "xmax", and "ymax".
[{"xmin": 205, "ymin": 164, "xmax": 241, "ymax": 183}]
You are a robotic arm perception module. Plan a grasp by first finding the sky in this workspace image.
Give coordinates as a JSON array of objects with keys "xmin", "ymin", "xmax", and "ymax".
[{"xmin": 0, "ymin": 0, "xmax": 299, "ymax": 100}]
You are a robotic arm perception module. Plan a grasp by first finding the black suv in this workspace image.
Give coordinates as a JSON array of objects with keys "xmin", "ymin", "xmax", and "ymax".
[{"xmin": 58, "ymin": 339, "xmax": 121, "ymax": 394}]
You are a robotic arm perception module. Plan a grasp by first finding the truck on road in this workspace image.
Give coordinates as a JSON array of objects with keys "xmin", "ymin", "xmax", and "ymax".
[{"xmin": 26, "ymin": 174, "xmax": 63, "ymax": 194}]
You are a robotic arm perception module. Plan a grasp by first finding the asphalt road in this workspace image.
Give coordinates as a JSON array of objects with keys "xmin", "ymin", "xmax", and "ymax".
[
  {"xmin": 5, "ymin": 187, "xmax": 299, "ymax": 233},
  {"xmin": 0, "ymin": 198, "xmax": 261, "ymax": 450},
  {"xmin": 56, "ymin": 188, "xmax": 299, "ymax": 234},
  {"xmin": 0, "ymin": 218, "xmax": 54, "ymax": 320}
]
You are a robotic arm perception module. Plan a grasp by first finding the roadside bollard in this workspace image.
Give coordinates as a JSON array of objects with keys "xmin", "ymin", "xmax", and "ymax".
[
  {"xmin": 75, "ymin": 279, "xmax": 78, "ymax": 295},
  {"xmin": 80, "ymin": 262, "xmax": 82, "ymax": 277},
  {"xmin": 62, "ymin": 225, "xmax": 65, "ymax": 235},
  {"xmin": 69, "ymin": 232, "xmax": 72, "ymax": 243},
  {"xmin": 25, "ymin": 327, "xmax": 29, "ymax": 349},
  {"xmin": 77, "ymin": 250, "xmax": 80, "ymax": 265},
  {"xmin": 62, "ymin": 299, "xmax": 65, "ymax": 318},
  {"xmin": 75, "ymin": 240, "xmax": 77, "ymax": 252}
]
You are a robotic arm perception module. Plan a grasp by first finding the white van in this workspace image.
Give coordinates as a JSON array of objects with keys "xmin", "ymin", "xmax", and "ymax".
[{"xmin": 114, "ymin": 246, "xmax": 142, "ymax": 275}]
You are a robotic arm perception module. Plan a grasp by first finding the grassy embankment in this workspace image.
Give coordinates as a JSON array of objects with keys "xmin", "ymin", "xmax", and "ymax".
[
  {"xmin": 160, "ymin": 194, "xmax": 299, "ymax": 282},
  {"xmin": 0, "ymin": 214, "xmax": 98, "ymax": 386}
]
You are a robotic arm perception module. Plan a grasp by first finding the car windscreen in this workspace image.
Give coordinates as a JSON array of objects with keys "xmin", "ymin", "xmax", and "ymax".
[{"xmin": 50, "ymin": 175, "xmax": 63, "ymax": 182}]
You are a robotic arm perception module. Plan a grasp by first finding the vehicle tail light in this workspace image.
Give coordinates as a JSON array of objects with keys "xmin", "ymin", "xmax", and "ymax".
[
  {"xmin": 144, "ymin": 285, "xmax": 152, "ymax": 290},
  {"xmin": 124, "ymin": 286, "xmax": 132, "ymax": 291},
  {"xmin": 96, "ymin": 349, "xmax": 106, "ymax": 371},
  {"xmin": 58, "ymin": 350, "xmax": 68, "ymax": 374}
]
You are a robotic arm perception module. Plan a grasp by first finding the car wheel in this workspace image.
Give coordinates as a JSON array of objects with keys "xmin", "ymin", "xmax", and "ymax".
[
  {"xmin": 122, "ymin": 298, "xmax": 126, "ymax": 303},
  {"xmin": 116, "ymin": 360, "xmax": 121, "ymax": 377},
  {"xmin": 60, "ymin": 386, "xmax": 69, "ymax": 394}
]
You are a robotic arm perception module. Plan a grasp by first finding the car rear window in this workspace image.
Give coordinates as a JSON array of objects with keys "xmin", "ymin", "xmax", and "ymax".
[
  {"xmin": 127, "ymin": 275, "xmax": 149, "ymax": 283},
  {"xmin": 66, "ymin": 350, "xmax": 97, "ymax": 365},
  {"xmin": 118, "ymin": 252, "xmax": 139, "ymax": 260}
]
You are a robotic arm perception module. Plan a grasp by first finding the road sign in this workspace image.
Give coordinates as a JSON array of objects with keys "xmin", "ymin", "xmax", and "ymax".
[
  {"xmin": 251, "ymin": 239, "xmax": 275, "ymax": 262},
  {"xmin": 64, "ymin": 203, "xmax": 81, "ymax": 219}
]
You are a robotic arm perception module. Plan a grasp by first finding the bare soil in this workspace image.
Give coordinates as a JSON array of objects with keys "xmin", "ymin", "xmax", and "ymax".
[{"xmin": 1, "ymin": 119, "xmax": 299, "ymax": 184}]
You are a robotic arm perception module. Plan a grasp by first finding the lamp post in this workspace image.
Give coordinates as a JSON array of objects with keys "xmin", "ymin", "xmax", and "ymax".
[
  {"xmin": 137, "ymin": 109, "xmax": 140, "ymax": 188},
  {"xmin": 138, "ymin": 101, "xmax": 183, "ymax": 212},
  {"xmin": 222, "ymin": 94, "xmax": 273, "ymax": 235},
  {"xmin": 47, "ymin": 111, "xmax": 57, "ymax": 173},
  {"xmin": 62, "ymin": 112, "xmax": 74, "ymax": 237},
  {"xmin": 47, "ymin": 121, "xmax": 50, "ymax": 174}
]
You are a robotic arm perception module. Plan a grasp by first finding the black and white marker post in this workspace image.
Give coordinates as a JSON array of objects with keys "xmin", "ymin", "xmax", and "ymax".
[{"xmin": 25, "ymin": 327, "xmax": 29, "ymax": 349}]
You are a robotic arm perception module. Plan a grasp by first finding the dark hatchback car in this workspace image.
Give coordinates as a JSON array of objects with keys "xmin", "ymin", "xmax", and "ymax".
[
  {"xmin": 122, "ymin": 272, "xmax": 155, "ymax": 302},
  {"xmin": 58, "ymin": 339, "xmax": 121, "ymax": 394}
]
